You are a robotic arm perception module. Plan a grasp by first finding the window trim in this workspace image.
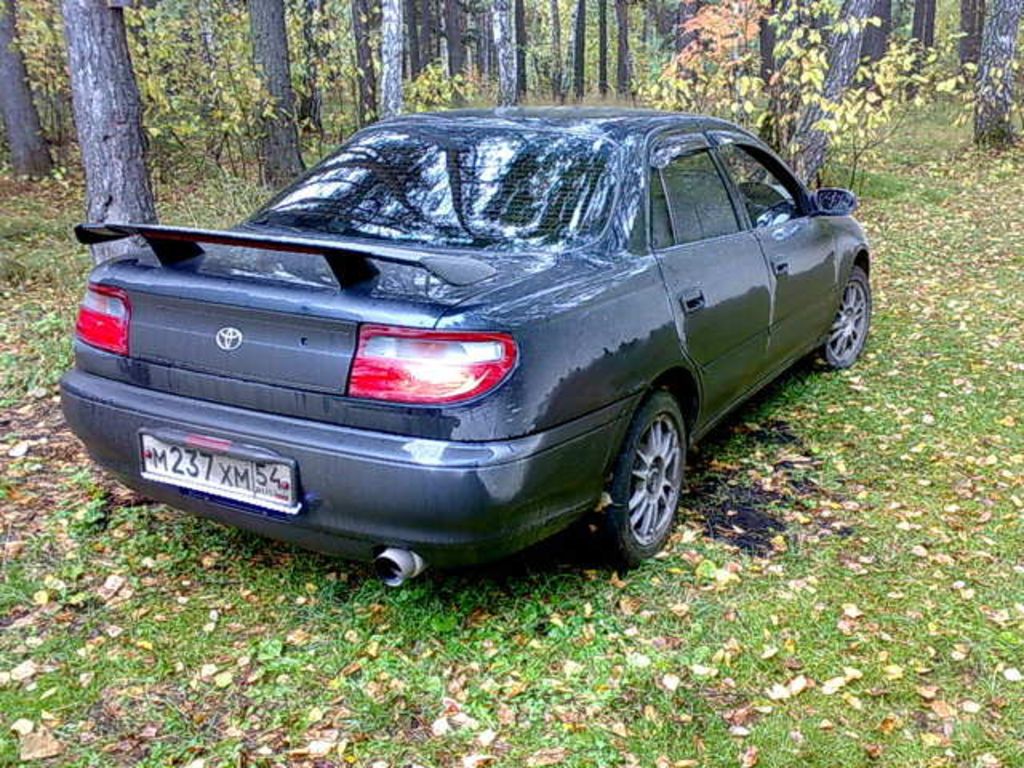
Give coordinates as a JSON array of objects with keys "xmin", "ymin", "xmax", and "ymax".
[{"xmin": 646, "ymin": 133, "xmax": 745, "ymax": 251}]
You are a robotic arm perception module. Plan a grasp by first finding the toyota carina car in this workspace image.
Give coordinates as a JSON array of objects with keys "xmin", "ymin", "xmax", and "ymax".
[{"xmin": 61, "ymin": 108, "xmax": 871, "ymax": 584}]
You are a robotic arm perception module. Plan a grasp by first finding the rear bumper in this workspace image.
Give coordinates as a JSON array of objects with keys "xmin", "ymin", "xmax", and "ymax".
[{"xmin": 60, "ymin": 370, "xmax": 634, "ymax": 567}]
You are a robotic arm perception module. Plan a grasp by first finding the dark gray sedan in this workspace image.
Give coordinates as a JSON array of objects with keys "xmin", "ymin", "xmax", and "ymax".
[{"xmin": 61, "ymin": 108, "xmax": 871, "ymax": 584}]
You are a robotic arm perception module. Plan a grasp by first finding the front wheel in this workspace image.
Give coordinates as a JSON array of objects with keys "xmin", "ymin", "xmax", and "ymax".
[
  {"xmin": 603, "ymin": 391, "xmax": 686, "ymax": 568},
  {"xmin": 823, "ymin": 265, "xmax": 871, "ymax": 369}
]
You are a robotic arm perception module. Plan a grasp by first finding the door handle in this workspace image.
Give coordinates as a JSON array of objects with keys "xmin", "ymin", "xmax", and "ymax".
[
  {"xmin": 680, "ymin": 288, "xmax": 706, "ymax": 313},
  {"xmin": 772, "ymin": 259, "xmax": 790, "ymax": 275}
]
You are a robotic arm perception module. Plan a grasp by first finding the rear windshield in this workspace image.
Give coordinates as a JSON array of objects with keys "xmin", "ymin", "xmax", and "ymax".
[{"xmin": 249, "ymin": 126, "xmax": 619, "ymax": 252}]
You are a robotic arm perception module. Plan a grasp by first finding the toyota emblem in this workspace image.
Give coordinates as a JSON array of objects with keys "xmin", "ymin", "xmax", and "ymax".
[{"xmin": 215, "ymin": 326, "xmax": 244, "ymax": 351}]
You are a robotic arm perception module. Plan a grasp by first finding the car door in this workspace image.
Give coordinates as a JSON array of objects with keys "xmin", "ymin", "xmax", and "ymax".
[
  {"xmin": 649, "ymin": 133, "xmax": 772, "ymax": 421},
  {"xmin": 711, "ymin": 134, "xmax": 837, "ymax": 367}
]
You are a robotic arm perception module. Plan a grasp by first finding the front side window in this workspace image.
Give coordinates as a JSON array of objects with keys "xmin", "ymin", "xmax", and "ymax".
[
  {"xmin": 716, "ymin": 144, "xmax": 800, "ymax": 229},
  {"xmin": 248, "ymin": 126, "xmax": 620, "ymax": 253},
  {"xmin": 650, "ymin": 148, "xmax": 741, "ymax": 249}
]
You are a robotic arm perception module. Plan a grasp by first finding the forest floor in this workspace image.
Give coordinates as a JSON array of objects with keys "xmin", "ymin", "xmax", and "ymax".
[{"xmin": 1, "ymin": 113, "xmax": 1022, "ymax": 767}]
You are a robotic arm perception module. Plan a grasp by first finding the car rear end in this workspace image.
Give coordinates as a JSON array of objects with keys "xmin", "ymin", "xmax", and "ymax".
[{"xmin": 61, "ymin": 118, "xmax": 634, "ymax": 571}]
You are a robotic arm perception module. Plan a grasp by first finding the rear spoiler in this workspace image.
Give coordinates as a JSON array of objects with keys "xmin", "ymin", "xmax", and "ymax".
[{"xmin": 74, "ymin": 222, "xmax": 497, "ymax": 287}]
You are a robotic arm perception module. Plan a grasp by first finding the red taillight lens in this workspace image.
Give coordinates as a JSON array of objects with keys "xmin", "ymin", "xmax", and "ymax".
[
  {"xmin": 76, "ymin": 284, "xmax": 131, "ymax": 356},
  {"xmin": 348, "ymin": 325, "xmax": 518, "ymax": 404}
]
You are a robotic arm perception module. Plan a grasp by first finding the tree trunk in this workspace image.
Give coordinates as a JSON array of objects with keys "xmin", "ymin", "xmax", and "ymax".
[
  {"xmin": 419, "ymin": 0, "xmax": 433, "ymax": 63},
  {"xmin": 911, "ymin": 0, "xmax": 936, "ymax": 47},
  {"xmin": 298, "ymin": 0, "xmax": 325, "ymax": 133},
  {"xmin": 381, "ymin": 0, "xmax": 404, "ymax": 116},
  {"xmin": 974, "ymin": 0, "xmax": 1022, "ymax": 145},
  {"xmin": 759, "ymin": 0, "xmax": 777, "ymax": 82},
  {"xmin": 615, "ymin": 0, "xmax": 630, "ymax": 96},
  {"xmin": 676, "ymin": 0, "xmax": 699, "ymax": 54},
  {"xmin": 959, "ymin": 0, "xmax": 985, "ymax": 66},
  {"xmin": 597, "ymin": 0, "xmax": 608, "ymax": 96},
  {"xmin": 351, "ymin": 0, "xmax": 377, "ymax": 126},
  {"xmin": 0, "ymin": 0, "xmax": 51, "ymax": 177},
  {"xmin": 572, "ymin": 0, "xmax": 585, "ymax": 100},
  {"xmin": 862, "ymin": 0, "xmax": 892, "ymax": 61},
  {"xmin": 550, "ymin": 0, "xmax": 563, "ymax": 100},
  {"xmin": 249, "ymin": 0, "xmax": 304, "ymax": 186},
  {"xmin": 61, "ymin": 0, "xmax": 155, "ymax": 263},
  {"xmin": 406, "ymin": 0, "xmax": 422, "ymax": 77},
  {"xmin": 493, "ymin": 0, "xmax": 517, "ymax": 106},
  {"xmin": 514, "ymin": 0, "xmax": 527, "ymax": 97},
  {"xmin": 444, "ymin": 0, "xmax": 464, "ymax": 76},
  {"xmin": 791, "ymin": 0, "xmax": 874, "ymax": 183}
]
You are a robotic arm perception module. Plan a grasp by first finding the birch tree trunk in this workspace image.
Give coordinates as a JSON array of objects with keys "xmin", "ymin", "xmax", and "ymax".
[
  {"xmin": 514, "ymin": 0, "xmax": 527, "ymax": 97},
  {"xmin": 381, "ymin": 0, "xmax": 404, "ymax": 117},
  {"xmin": 550, "ymin": 0, "xmax": 563, "ymax": 101},
  {"xmin": 959, "ymin": 0, "xmax": 985, "ymax": 66},
  {"xmin": 352, "ymin": 0, "xmax": 377, "ymax": 126},
  {"xmin": 572, "ymin": 0, "xmax": 585, "ymax": 100},
  {"xmin": 974, "ymin": 0, "xmax": 1023, "ymax": 145},
  {"xmin": 61, "ymin": 0, "xmax": 155, "ymax": 263},
  {"xmin": 615, "ymin": 0, "xmax": 630, "ymax": 96},
  {"xmin": 493, "ymin": 0, "xmax": 517, "ymax": 106},
  {"xmin": 1, "ymin": 0, "xmax": 51, "ymax": 177},
  {"xmin": 791, "ymin": 0, "xmax": 873, "ymax": 183},
  {"xmin": 249, "ymin": 0, "xmax": 304, "ymax": 186}
]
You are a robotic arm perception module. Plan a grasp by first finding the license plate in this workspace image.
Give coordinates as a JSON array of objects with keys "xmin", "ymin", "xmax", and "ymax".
[{"xmin": 140, "ymin": 433, "xmax": 299, "ymax": 514}]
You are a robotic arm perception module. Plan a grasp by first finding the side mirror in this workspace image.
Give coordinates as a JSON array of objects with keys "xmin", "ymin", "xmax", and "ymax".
[{"xmin": 812, "ymin": 187, "xmax": 858, "ymax": 216}]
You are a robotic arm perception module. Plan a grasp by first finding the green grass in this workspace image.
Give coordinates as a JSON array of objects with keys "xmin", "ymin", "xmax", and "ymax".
[{"xmin": 1, "ymin": 115, "xmax": 1022, "ymax": 767}]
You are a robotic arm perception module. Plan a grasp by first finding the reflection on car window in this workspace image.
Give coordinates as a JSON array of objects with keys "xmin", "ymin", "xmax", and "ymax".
[
  {"xmin": 717, "ymin": 144, "xmax": 798, "ymax": 228},
  {"xmin": 655, "ymin": 149, "xmax": 740, "ymax": 247},
  {"xmin": 248, "ymin": 127, "xmax": 619, "ymax": 253}
]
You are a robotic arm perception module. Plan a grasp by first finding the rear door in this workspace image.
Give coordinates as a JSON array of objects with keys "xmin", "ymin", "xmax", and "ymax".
[
  {"xmin": 650, "ymin": 134, "xmax": 772, "ymax": 421},
  {"xmin": 712, "ymin": 134, "xmax": 837, "ymax": 366}
]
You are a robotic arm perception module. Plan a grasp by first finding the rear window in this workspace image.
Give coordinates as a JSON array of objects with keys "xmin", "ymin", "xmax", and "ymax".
[{"xmin": 249, "ymin": 126, "xmax": 620, "ymax": 252}]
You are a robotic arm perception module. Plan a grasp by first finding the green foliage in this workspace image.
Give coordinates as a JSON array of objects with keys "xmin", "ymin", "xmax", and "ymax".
[{"xmin": 406, "ymin": 62, "xmax": 476, "ymax": 111}]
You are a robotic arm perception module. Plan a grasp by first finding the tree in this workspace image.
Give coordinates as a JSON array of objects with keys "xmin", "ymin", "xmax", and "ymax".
[
  {"xmin": 598, "ymin": 0, "xmax": 609, "ymax": 96},
  {"xmin": 443, "ymin": 0, "xmax": 465, "ymax": 77},
  {"xmin": 0, "ymin": 0, "xmax": 51, "ymax": 177},
  {"xmin": 791, "ymin": 0, "xmax": 874, "ymax": 182},
  {"xmin": 514, "ymin": 0, "xmax": 527, "ymax": 97},
  {"xmin": 572, "ymin": 0, "xmax": 585, "ymax": 99},
  {"xmin": 959, "ymin": 0, "xmax": 985, "ymax": 66},
  {"xmin": 351, "ymin": 0, "xmax": 377, "ymax": 126},
  {"xmin": 676, "ymin": 0, "xmax": 699, "ymax": 54},
  {"xmin": 974, "ymin": 0, "xmax": 1023, "ymax": 145},
  {"xmin": 297, "ymin": 0, "xmax": 326, "ymax": 134},
  {"xmin": 550, "ymin": 0, "xmax": 564, "ymax": 100},
  {"xmin": 493, "ymin": 0, "xmax": 517, "ymax": 106},
  {"xmin": 862, "ymin": 0, "xmax": 892, "ymax": 61},
  {"xmin": 759, "ymin": 0, "xmax": 777, "ymax": 83},
  {"xmin": 615, "ymin": 0, "xmax": 630, "ymax": 96},
  {"xmin": 61, "ymin": 0, "xmax": 155, "ymax": 263},
  {"xmin": 911, "ymin": 0, "xmax": 936, "ymax": 47},
  {"xmin": 406, "ymin": 0, "xmax": 422, "ymax": 78},
  {"xmin": 249, "ymin": 0, "xmax": 304, "ymax": 186},
  {"xmin": 381, "ymin": 0, "xmax": 404, "ymax": 117},
  {"xmin": 419, "ymin": 0, "xmax": 433, "ymax": 64}
]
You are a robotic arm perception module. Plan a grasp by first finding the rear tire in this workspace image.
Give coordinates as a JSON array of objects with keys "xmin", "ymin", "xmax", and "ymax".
[
  {"xmin": 603, "ymin": 391, "xmax": 686, "ymax": 568},
  {"xmin": 823, "ymin": 265, "xmax": 871, "ymax": 369}
]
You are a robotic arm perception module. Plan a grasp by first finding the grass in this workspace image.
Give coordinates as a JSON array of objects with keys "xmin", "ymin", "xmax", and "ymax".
[{"xmin": 1, "ymin": 112, "xmax": 1023, "ymax": 767}]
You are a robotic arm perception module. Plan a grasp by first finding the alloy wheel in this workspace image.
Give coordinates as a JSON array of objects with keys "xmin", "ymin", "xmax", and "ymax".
[
  {"xmin": 827, "ymin": 280, "xmax": 869, "ymax": 366},
  {"xmin": 628, "ymin": 414, "xmax": 683, "ymax": 545}
]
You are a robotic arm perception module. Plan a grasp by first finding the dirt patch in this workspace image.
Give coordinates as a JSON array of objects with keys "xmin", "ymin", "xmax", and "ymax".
[{"xmin": 684, "ymin": 419, "xmax": 853, "ymax": 555}]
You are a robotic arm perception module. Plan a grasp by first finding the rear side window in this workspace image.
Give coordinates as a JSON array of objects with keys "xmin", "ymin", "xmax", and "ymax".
[
  {"xmin": 249, "ymin": 126, "xmax": 620, "ymax": 253},
  {"xmin": 651, "ymin": 150, "xmax": 740, "ymax": 248},
  {"xmin": 716, "ymin": 143, "xmax": 800, "ymax": 228}
]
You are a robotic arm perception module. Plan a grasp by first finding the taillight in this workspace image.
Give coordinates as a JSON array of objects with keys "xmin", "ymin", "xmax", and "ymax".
[
  {"xmin": 76, "ymin": 284, "xmax": 131, "ymax": 356},
  {"xmin": 348, "ymin": 325, "xmax": 517, "ymax": 404}
]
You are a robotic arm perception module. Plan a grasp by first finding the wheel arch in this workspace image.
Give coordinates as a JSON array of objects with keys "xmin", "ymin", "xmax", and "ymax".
[
  {"xmin": 854, "ymin": 247, "xmax": 870, "ymax": 276},
  {"xmin": 650, "ymin": 366, "xmax": 701, "ymax": 439}
]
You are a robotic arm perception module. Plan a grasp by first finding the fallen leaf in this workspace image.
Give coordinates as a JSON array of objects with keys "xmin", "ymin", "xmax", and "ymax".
[
  {"xmin": 740, "ymin": 745, "xmax": 759, "ymax": 767},
  {"xmin": 10, "ymin": 719, "xmax": 34, "ymax": 736},
  {"xmin": 527, "ymin": 747, "xmax": 568, "ymax": 766},
  {"xmin": 10, "ymin": 660, "xmax": 37, "ymax": 683},
  {"xmin": 19, "ymin": 728, "xmax": 64, "ymax": 760}
]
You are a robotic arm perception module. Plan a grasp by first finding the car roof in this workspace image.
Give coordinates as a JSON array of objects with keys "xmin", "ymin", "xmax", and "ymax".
[{"xmin": 377, "ymin": 107, "xmax": 747, "ymax": 144}]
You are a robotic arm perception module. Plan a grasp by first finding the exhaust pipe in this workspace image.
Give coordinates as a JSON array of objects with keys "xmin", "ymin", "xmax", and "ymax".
[{"xmin": 374, "ymin": 547, "xmax": 427, "ymax": 587}]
